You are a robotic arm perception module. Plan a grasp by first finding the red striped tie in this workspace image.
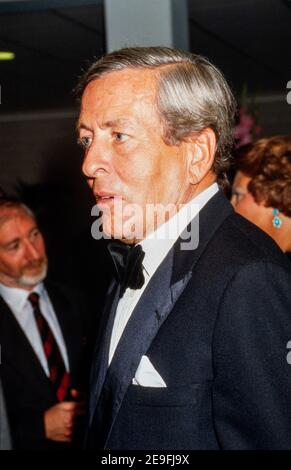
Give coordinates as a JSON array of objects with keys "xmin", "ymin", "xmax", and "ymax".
[{"xmin": 28, "ymin": 292, "xmax": 70, "ymax": 401}]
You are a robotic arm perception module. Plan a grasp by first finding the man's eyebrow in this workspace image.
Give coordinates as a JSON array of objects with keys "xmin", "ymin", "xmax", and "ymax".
[
  {"xmin": 76, "ymin": 122, "xmax": 93, "ymax": 133},
  {"xmin": 103, "ymin": 118, "xmax": 134, "ymax": 128},
  {"xmin": 76, "ymin": 118, "xmax": 135, "ymax": 133},
  {"xmin": 3, "ymin": 237, "xmax": 19, "ymax": 248}
]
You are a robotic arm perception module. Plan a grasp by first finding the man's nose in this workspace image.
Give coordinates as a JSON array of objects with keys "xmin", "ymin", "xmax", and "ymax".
[
  {"xmin": 25, "ymin": 240, "xmax": 41, "ymax": 260},
  {"xmin": 82, "ymin": 142, "xmax": 110, "ymax": 179}
]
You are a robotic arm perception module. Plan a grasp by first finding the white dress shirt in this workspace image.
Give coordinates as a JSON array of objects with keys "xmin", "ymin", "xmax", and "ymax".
[
  {"xmin": 0, "ymin": 282, "xmax": 70, "ymax": 376},
  {"xmin": 108, "ymin": 182, "xmax": 219, "ymax": 364}
]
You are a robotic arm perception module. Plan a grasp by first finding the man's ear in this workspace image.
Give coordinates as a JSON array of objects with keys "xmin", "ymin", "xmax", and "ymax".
[{"xmin": 184, "ymin": 128, "xmax": 216, "ymax": 184}]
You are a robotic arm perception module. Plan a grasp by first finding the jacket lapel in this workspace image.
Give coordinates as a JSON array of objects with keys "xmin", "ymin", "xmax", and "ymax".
[
  {"xmin": 45, "ymin": 283, "xmax": 76, "ymax": 376},
  {"xmin": 89, "ymin": 279, "xmax": 121, "ymax": 418},
  {"xmin": 0, "ymin": 296, "xmax": 52, "ymax": 392},
  {"xmin": 88, "ymin": 249, "xmax": 178, "ymax": 447},
  {"xmin": 89, "ymin": 191, "xmax": 234, "ymax": 447}
]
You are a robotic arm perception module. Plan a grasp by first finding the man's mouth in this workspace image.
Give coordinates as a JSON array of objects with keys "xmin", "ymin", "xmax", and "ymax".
[{"xmin": 94, "ymin": 192, "xmax": 121, "ymax": 205}]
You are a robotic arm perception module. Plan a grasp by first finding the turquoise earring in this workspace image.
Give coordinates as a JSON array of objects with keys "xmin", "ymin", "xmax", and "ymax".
[{"xmin": 272, "ymin": 208, "xmax": 282, "ymax": 229}]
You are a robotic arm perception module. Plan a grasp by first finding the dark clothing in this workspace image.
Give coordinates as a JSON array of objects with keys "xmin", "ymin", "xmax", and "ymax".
[
  {"xmin": 0, "ymin": 281, "xmax": 85, "ymax": 450},
  {"xmin": 0, "ymin": 379, "xmax": 12, "ymax": 450},
  {"xmin": 87, "ymin": 191, "xmax": 291, "ymax": 450}
]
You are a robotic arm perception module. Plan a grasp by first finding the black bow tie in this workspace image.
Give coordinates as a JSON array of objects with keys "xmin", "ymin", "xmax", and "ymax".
[{"xmin": 108, "ymin": 241, "xmax": 145, "ymax": 295}]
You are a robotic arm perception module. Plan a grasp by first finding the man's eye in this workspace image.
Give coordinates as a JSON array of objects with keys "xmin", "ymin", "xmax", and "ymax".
[
  {"xmin": 7, "ymin": 243, "xmax": 19, "ymax": 251},
  {"xmin": 31, "ymin": 229, "xmax": 39, "ymax": 238},
  {"xmin": 77, "ymin": 136, "xmax": 92, "ymax": 149},
  {"xmin": 114, "ymin": 132, "xmax": 128, "ymax": 142}
]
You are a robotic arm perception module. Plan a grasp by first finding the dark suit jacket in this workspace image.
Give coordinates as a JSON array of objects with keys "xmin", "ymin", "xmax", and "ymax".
[
  {"xmin": 0, "ymin": 281, "xmax": 84, "ymax": 450},
  {"xmin": 87, "ymin": 191, "xmax": 291, "ymax": 450},
  {"xmin": 0, "ymin": 379, "xmax": 12, "ymax": 450}
]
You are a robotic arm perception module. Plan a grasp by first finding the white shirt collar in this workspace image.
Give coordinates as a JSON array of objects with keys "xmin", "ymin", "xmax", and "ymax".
[
  {"xmin": 0, "ymin": 282, "xmax": 45, "ymax": 312},
  {"xmin": 140, "ymin": 183, "xmax": 219, "ymax": 278}
]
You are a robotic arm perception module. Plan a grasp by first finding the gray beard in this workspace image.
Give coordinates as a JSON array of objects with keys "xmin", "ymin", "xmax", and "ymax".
[{"xmin": 17, "ymin": 263, "xmax": 48, "ymax": 287}]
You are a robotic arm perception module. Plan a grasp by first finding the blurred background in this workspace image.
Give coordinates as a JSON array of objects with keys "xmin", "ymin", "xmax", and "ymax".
[{"xmin": 0, "ymin": 0, "xmax": 290, "ymax": 294}]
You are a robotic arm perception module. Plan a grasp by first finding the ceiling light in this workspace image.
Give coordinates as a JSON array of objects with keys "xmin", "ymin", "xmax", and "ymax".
[{"xmin": 0, "ymin": 51, "xmax": 15, "ymax": 61}]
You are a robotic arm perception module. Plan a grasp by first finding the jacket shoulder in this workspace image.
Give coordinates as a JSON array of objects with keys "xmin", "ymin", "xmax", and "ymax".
[{"xmin": 209, "ymin": 211, "xmax": 291, "ymax": 273}]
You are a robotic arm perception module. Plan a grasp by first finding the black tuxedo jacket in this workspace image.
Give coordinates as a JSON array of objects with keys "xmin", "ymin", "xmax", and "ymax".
[
  {"xmin": 0, "ymin": 281, "xmax": 84, "ymax": 450},
  {"xmin": 87, "ymin": 191, "xmax": 291, "ymax": 450}
]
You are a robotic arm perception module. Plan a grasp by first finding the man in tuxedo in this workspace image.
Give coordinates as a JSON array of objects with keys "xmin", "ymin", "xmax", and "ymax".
[
  {"xmin": 76, "ymin": 47, "xmax": 291, "ymax": 449},
  {"xmin": 0, "ymin": 198, "xmax": 85, "ymax": 449}
]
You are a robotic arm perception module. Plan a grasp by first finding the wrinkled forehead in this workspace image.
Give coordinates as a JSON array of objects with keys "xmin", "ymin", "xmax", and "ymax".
[
  {"xmin": 86, "ymin": 67, "xmax": 158, "ymax": 95},
  {"xmin": 0, "ymin": 206, "xmax": 35, "ymax": 229},
  {"xmin": 80, "ymin": 68, "xmax": 159, "ymax": 115}
]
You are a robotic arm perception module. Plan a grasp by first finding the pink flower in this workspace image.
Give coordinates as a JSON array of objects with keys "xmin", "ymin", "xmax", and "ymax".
[{"xmin": 235, "ymin": 107, "xmax": 260, "ymax": 148}]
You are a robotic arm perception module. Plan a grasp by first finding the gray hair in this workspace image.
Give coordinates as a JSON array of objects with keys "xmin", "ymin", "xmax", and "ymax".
[
  {"xmin": 76, "ymin": 46, "xmax": 237, "ymax": 188},
  {"xmin": 0, "ymin": 197, "xmax": 35, "ymax": 226}
]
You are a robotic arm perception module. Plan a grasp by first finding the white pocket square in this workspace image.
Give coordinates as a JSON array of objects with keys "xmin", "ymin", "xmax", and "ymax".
[{"xmin": 132, "ymin": 355, "xmax": 167, "ymax": 387}]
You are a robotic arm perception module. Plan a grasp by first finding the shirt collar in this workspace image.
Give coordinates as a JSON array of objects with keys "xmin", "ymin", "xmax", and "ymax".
[
  {"xmin": 0, "ymin": 282, "xmax": 45, "ymax": 312},
  {"xmin": 140, "ymin": 183, "xmax": 219, "ymax": 278}
]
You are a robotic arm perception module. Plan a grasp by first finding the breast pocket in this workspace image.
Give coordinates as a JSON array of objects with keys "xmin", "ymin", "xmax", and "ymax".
[
  {"xmin": 128, "ymin": 383, "xmax": 200, "ymax": 407},
  {"xmin": 110, "ymin": 383, "xmax": 204, "ymax": 449}
]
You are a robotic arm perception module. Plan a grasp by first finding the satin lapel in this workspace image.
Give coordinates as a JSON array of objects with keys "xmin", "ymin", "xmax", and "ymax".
[
  {"xmin": 89, "ymin": 249, "xmax": 179, "ymax": 447},
  {"xmin": 0, "ymin": 296, "xmax": 51, "ymax": 390},
  {"xmin": 91, "ymin": 191, "xmax": 234, "ymax": 447},
  {"xmin": 171, "ymin": 190, "xmax": 234, "ymax": 285}
]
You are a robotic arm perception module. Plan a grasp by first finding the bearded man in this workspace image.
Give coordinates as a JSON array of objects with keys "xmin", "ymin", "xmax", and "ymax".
[{"xmin": 0, "ymin": 197, "xmax": 85, "ymax": 449}]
